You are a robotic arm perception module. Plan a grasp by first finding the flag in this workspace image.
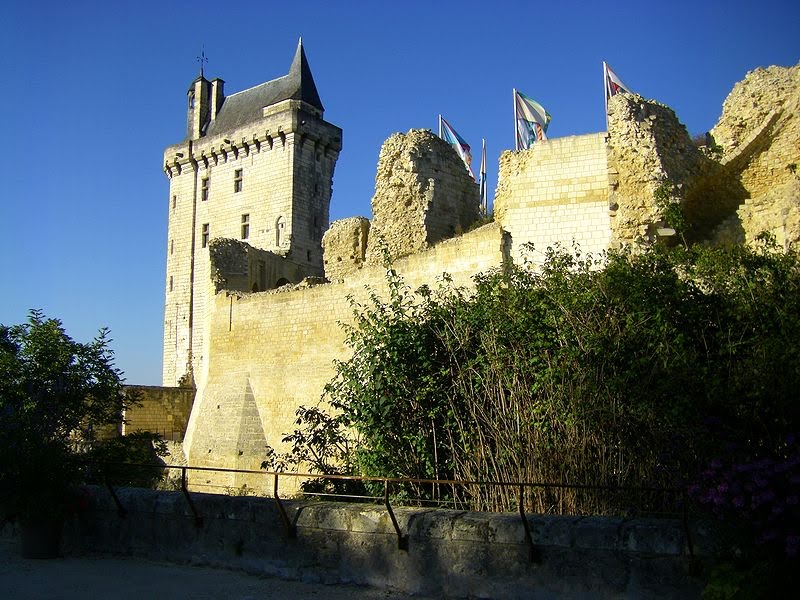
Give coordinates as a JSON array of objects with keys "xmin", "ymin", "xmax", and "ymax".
[
  {"xmin": 439, "ymin": 115, "xmax": 475, "ymax": 180},
  {"xmin": 514, "ymin": 90, "xmax": 551, "ymax": 150},
  {"xmin": 603, "ymin": 61, "xmax": 631, "ymax": 101},
  {"xmin": 479, "ymin": 138, "xmax": 487, "ymax": 215}
]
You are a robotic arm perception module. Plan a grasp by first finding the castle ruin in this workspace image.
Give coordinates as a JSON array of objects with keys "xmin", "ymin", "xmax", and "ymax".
[{"xmin": 134, "ymin": 44, "xmax": 800, "ymax": 491}]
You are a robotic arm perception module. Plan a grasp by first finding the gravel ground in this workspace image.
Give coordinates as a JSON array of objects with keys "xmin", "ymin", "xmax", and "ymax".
[{"xmin": 0, "ymin": 539, "xmax": 440, "ymax": 600}]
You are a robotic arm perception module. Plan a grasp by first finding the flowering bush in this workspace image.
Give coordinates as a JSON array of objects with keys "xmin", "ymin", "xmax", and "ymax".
[{"xmin": 690, "ymin": 438, "xmax": 800, "ymax": 559}]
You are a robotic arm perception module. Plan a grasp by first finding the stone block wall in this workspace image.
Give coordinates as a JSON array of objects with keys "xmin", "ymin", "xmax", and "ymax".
[
  {"xmin": 28, "ymin": 486, "xmax": 723, "ymax": 599},
  {"xmin": 123, "ymin": 385, "xmax": 195, "ymax": 441},
  {"xmin": 182, "ymin": 224, "xmax": 507, "ymax": 493},
  {"xmin": 494, "ymin": 133, "xmax": 611, "ymax": 263}
]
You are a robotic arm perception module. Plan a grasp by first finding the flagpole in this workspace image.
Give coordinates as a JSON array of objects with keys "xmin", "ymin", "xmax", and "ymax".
[
  {"xmin": 513, "ymin": 88, "xmax": 518, "ymax": 151},
  {"xmin": 438, "ymin": 114, "xmax": 442, "ymax": 139},
  {"xmin": 480, "ymin": 138, "xmax": 487, "ymax": 216},
  {"xmin": 603, "ymin": 62, "xmax": 609, "ymax": 131}
]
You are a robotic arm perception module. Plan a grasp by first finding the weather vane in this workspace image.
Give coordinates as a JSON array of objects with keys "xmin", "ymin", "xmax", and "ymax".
[{"xmin": 196, "ymin": 47, "xmax": 208, "ymax": 77}]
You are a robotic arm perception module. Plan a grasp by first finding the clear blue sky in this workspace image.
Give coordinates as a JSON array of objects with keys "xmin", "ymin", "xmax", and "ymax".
[{"xmin": 1, "ymin": 0, "xmax": 797, "ymax": 385}]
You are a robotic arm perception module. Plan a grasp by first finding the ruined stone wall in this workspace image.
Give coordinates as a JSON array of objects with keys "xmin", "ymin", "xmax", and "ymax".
[
  {"xmin": 365, "ymin": 130, "xmax": 480, "ymax": 263},
  {"xmin": 209, "ymin": 238, "xmax": 309, "ymax": 293},
  {"xmin": 494, "ymin": 133, "xmax": 611, "ymax": 263},
  {"xmin": 605, "ymin": 94, "xmax": 740, "ymax": 246},
  {"xmin": 123, "ymin": 385, "xmax": 195, "ymax": 441},
  {"xmin": 321, "ymin": 216, "xmax": 370, "ymax": 282},
  {"xmin": 182, "ymin": 224, "xmax": 507, "ymax": 492},
  {"xmin": 710, "ymin": 64, "xmax": 800, "ymax": 248}
]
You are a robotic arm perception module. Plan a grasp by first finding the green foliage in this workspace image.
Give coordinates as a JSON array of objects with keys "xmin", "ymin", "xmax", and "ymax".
[
  {"xmin": 275, "ymin": 242, "xmax": 800, "ymax": 515},
  {"xmin": 654, "ymin": 179, "xmax": 687, "ymax": 236},
  {"xmin": 85, "ymin": 431, "xmax": 168, "ymax": 488},
  {"xmin": 0, "ymin": 310, "xmax": 135, "ymax": 519}
]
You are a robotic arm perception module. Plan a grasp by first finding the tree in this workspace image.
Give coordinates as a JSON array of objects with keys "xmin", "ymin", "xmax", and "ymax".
[{"xmin": 0, "ymin": 310, "xmax": 132, "ymax": 521}]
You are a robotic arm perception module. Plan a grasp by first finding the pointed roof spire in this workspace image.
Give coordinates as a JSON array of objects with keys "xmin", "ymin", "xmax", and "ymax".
[{"xmin": 287, "ymin": 37, "xmax": 324, "ymax": 112}]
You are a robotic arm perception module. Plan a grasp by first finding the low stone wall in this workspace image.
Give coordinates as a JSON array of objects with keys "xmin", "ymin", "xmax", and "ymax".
[{"xmin": 1, "ymin": 487, "xmax": 722, "ymax": 599}]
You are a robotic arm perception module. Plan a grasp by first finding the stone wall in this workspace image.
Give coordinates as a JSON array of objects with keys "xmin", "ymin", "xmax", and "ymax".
[
  {"xmin": 365, "ymin": 130, "xmax": 480, "ymax": 264},
  {"xmin": 606, "ymin": 94, "xmax": 740, "ymax": 246},
  {"xmin": 710, "ymin": 64, "xmax": 800, "ymax": 248},
  {"xmin": 182, "ymin": 224, "xmax": 507, "ymax": 493},
  {"xmin": 494, "ymin": 133, "xmax": 611, "ymax": 263},
  {"xmin": 321, "ymin": 216, "xmax": 370, "ymax": 282},
  {"xmin": 22, "ymin": 486, "xmax": 724, "ymax": 599},
  {"xmin": 123, "ymin": 386, "xmax": 195, "ymax": 441},
  {"xmin": 209, "ymin": 238, "xmax": 310, "ymax": 293}
]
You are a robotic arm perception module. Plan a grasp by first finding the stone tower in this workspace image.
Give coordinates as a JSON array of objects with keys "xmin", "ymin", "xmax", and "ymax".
[{"xmin": 162, "ymin": 40, "xmax": 342, "ymax": 387}]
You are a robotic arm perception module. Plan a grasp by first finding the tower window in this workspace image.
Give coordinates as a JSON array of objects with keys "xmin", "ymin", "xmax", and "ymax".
[
  {"xmin": 201, "ymin": 177, "xmax": 209, "ymax": 201},
  {"xmin": 170, "ymin": 239, "xmax": 174, "ymax": 255},
  {"xmin": 201, "ymin": 223, "xmax": 209, "ymax": 248},
  {"xmin": 234, "ymin": 169, "xmax": 243, "ymax": 192},
  {"xmin": 276, "ymin": 216, "xmax": 285, "ymax": 247},
  {"xmin": 169, "ymin": 276, "xmax": 173, "ymax": 292},
  {"xmin": 172, "ymin": 195, "xmax": 176, "ymax": 209},
  {"xmin": 241, "ymin": 214, "xmax": 250, "ymax": 240}
]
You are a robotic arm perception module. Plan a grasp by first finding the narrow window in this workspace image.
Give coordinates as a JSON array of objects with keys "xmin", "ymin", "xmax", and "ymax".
[
  {"xmin": 172, "ymin": 195, "xmax": 176, "ymax": 209},
  {"xmin": 234, "ymin": 169, "xmax": 243, "ymax": 193},
  {"xmin": 275, "ymin": 216, "xmax": 285, "ymax": 247},
  {"xmin": 201, "ymin": 223, "xmax": 209, "ymax": 248},
  {"xmin": 241, "ymin": 214, "xmax": 250, "ymax": 240},
  {"xmin": 201, "ymin": 177, "xmax": 209, "ymax": 201},
  {"xmin": 170, "ymin": 239, "xmax": 174, "ymax": 255},
  {"xmin": 169, "ymin": 276, "xmax": 173, "ymax": 292}
]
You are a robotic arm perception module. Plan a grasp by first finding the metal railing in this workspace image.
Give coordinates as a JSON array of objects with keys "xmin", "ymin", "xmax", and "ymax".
[{"xmin": 85, "ymin": 461, "xmax": 695, "ymax": 563}]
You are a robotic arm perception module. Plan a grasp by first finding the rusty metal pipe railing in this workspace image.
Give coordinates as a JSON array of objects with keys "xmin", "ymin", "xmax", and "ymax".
[
  {"xmin": 273, "ymin": 473, "xmax": 296, "ymax": 538},
  {"xmin": 181, "ymin": 466, "xmax": 203, "ymax": 527},
  {"xmin": 104, "ymin": 475, "xmax": 128, "ymax": 518},
  {"xmin": 88, "ymin": 460, "xmax": 690, "ymax": 559},
  {"xmin": 384, "ymin": 479, "xmax": 408, "ymax": 551}
]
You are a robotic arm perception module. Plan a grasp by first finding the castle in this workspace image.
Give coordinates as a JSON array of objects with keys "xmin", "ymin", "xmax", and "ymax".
[{"xmin": 126, "ymin": 43, "xmax": 799, "ymax": 491}]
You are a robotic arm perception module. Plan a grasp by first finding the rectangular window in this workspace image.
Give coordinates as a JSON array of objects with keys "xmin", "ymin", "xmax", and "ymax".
[
  {"xmin": 170, "ymin": 239, "xmax": 174, "ymax": 255},
  {"xmin": 169, "ymin": 276, "xmax": 173, "ymax": 292},
  {"xmin": 201, "ymin": 177, "xmax": 209, "ymax": 201},
  {"xmin": 201, "ymin": 223, "xmax": 209, "ymax": 248},
  {"xmin": 172, "ymin": 195, "xmax": 176, "ymax": 209},
  {"xmin": 241, "ymin": 214, "xmax": 250, "ymax": 240},
  {"xmin": 234, "ymin": 169, "xmax": 243, "ymax": 193}
]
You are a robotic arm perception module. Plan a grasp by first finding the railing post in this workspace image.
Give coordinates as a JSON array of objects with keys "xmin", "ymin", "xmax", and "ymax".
[
  {"xmin": 518, "ymin": 484, "xmax": 540, "ymax": 563},
  {"xmin": 384, "ymin": 480, "xmax": 408, "ymax": 551},
  {"xmin": 273, "ymin": 472, "xmax": 296, "ymax": 538},
  {"xmin": 681, "ymin": 487, "xmax": 700, "ymax": 574},
  {"xmin": 104, "ymin": 475, "xmax": 127, "ymax": 518},
  {"xmin": 181, "ymin": 466, "xmax": 203, "ymax": 527}
]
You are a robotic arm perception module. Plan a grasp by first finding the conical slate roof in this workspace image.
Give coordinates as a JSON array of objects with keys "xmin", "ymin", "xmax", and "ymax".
[{"xmin": 205, "ymin": 39, "xmax": 324, "ymax": 137}]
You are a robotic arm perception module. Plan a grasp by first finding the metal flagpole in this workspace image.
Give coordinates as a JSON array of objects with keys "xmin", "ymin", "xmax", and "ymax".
[
  {"xmin": 438, "ymin": 114, "xmax": 442, "ymax": 139},
  {"xmin": 603, "ymin": 62, "xmax": 609, "ymax": 131},
  {"xmin": 480, "ymin": 138, "xmax": 487, "ymax": 215},
  {"xmin": 513, "ymin": 89, "xmax": 518, "ymax": 151}
]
